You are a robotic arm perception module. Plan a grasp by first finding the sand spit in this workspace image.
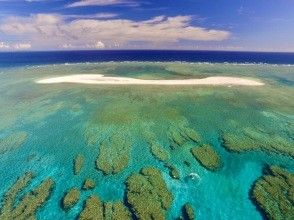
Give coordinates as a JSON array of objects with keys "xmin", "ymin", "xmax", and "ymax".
[{"xmin": 36, "ymin": 74, "xmax": 264, "ymax": 86}]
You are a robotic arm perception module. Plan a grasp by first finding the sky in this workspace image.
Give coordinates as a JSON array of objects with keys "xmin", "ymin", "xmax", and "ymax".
[{"xmin": 0, "ymin": 0, "xmax": 294, "ymax": 51}]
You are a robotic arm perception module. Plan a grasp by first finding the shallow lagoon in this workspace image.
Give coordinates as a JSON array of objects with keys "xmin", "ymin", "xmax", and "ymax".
[{"xmin": 0, "ymin": 62, "xmax": 293, "ymax": 219}]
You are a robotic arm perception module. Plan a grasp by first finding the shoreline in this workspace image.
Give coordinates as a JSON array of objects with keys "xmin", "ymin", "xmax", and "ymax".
[{"xmin": 35, "ymin": 74, "xmax": 265, "ymax": 86}]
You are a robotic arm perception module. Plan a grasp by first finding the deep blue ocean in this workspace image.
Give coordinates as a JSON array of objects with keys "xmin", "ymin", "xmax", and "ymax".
[{"xmin": 0, "ymin": 50, "xmax": 294, "ymax": 67}]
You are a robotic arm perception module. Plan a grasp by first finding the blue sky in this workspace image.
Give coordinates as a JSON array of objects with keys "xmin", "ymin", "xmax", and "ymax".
[{"xmin": 0, "ymin": 0, "xmax": 294, "ymax": 51}]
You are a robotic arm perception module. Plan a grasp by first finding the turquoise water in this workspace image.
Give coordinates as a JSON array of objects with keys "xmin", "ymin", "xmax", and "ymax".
[{"xmin": 0, "ymin": 62, "xmax": 293, "ymax": 219}]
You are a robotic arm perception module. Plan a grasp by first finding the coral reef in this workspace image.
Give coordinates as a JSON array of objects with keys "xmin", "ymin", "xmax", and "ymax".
[
  {"xmin": 182, "ymin": 203, "xmax": 195, "ymax": 220},
  {"xmin": 0, "ymin": 131, "xmax": 28, "ymax": 154},
  {"xmin": 96, "ymin": 132, "xmax": 132, "ymax": 175},
  {"xmin": 79, "ymin": 196, "xmax": 104, "ymax": 220},
  {"xmin": 103, "ymin": 201, "xmax": 131, "ymax": 220},
  {"xmin": 251, "ymin": 166, "xmax": 294, "ymax": 220},
  {"xmin": 82, "ymin": 178, "xmax": 96, "ymax": 190},
  {"xmin": 74, "ymin": 154, "xmax": 85, "ymax": 175},
  {"xmin": 169, "ymin": 128, "xmax": 187, "ymax": 148},
  {"xmin": 78, "ymin": 196, "xmax": 131, "ymax": 220},
  {"xmin": 165, "ymin": 163, "xmax": 180, "ymax": 179},
  {"xmin": 84, "ymin": 100, "xmax": 142, "ymax": 146},
  {"xmin": 62, "ymin": 188, "xmax": 80, "ymax": 210},
  {"xmin": 181, "ymin": 127, "xmax": 201, "ymax": 143},
  {"xmin": 126, "ymin": 167, "xmax": 173, "ymax": 219},
  {"xmin": 222, "ymin": 127, "xmax": 294, "ymax": 158},
  {"xmin": 142, "ymin": 128, "xmax": 170, "ymax": 162},
  {"xmin": 191, "ymin": 145, "xmax": 222, "ymax": 171},
  {"xmin": 0, "ymin": 172, "xmax": 54, "ymax": 220},
  {"xmin": 141, "ymin": 128, "xmax": 157, "ymax": 146},
  {"xmin": 150, "ymin": 144, "xmax": 170, "ymax": 162},
  {"xmin": 168, "ymin": 125, "xmax": 201, "ymax": 149}
]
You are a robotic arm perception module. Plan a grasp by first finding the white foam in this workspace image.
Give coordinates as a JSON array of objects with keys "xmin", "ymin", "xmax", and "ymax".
[{"xmin": 27, "ymin": 61, "xmax": 294, "ymax": 70}]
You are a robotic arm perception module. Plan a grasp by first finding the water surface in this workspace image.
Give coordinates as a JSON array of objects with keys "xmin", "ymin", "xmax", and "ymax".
[{"xmin": 0, "ymin": 61, "xmax": 293, "ymax": 219}]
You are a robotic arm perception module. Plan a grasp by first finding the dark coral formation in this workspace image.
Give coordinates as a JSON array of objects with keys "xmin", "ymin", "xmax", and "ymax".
[
  {"xmin": 0, "ymin": 172, "xmax": 54, "ymax": 220},
  {"xmin": 251, "ymin": 166, "xmax": 294, "ymax": 220},
  {"xmin": 0, "ymin": 131, "xmax": 28, "ymax": 154},
  {"xmin": 169, "ymin": 126, "xmax": 201, "ymax": 149},
  {"xmin": 165, "ymin": 163, "xmax": 180, "ymax": 179},
  {"xmin": 222, "ymin": 127, "xmax": 294, "ymax": 158},
  {"xmin": 96, "ymin": 133, "xmax": 132, "ymax": 175},
  {"xmin": 74, "ymin": 154, "xmax": 85, "ymax": 175},
  {"xmin": 150, "ymin": 144, "xmax": 170, "ymax": 162},
  {"xmin": 62, "ymin": 188, "xmax": 80, "ymax": 210},
  {"xmin": 184, "ymin": 160, "xmax": 191, "ymax": 167},
  {"xmin": 82, "ymin": 178, "xmax": 96, "ymax": 190},
  {"xmin": 78, "ymin": 196, "xmax": 131, "ymax": 220},
  {"xmin": 182, "ymin": 203, "xmax": 195, "ymax": 220},
  {"xmin": 126, "ymin": 167, "xmax": 173, "ymax": 219},
  {"xmin": 191, "ymin": 145, "xmax": 222, "ymax": 171}
]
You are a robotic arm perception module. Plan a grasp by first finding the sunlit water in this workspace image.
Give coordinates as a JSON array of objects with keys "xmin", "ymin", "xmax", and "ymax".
[{"xmin": 0, "ymin": 62, "xmax": 293, "ymax": 219}]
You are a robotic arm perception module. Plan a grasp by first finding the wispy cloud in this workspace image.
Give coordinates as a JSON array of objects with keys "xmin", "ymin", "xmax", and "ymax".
[
  {"xmin": 0, "ymin": 14, "xmax": 230, "ymax": 50},
  {"xmin": 66, "ymin": 0, "xmax": 138, "ymax": 8},
  {"xmin": 25, "ymin": 0, "xmax": 48, "ymax": 2},
  {"xmin": 63, "ymin": 13, "xmax": 119, "ymax": 19},
  {"xmin": 237, "ymin": 4, "xmax": 255, "ymax": 16}
]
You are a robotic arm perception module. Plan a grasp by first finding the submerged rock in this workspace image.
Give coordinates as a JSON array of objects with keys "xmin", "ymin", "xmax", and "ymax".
[
  {"xmin": 126, "ymin": 167, "xmax": 173, "ymax": 219},
  {"xmin": 222, "ymin": 127, "xmax": 294, "ymax": 158},
  {"xmin": 82, "ymin": 178, "xmax": 96, "ymax": 190},
  {"xmin": 74, "ymin": 154, "xmax": 85, "ymax": 175},
  {"xmin": 0, "ymin": 172, "xmax": 54, "ymax": 220},
  {"xmin": 182, "ymin": 203, "xmax": 195, "ymax": 220},
  {"xmin": 62, "ymin": 188, "xmax": 80, "ymax": 210},
  {"xmin": 251, "ymin": 166, "xmax": 294, "ymax": 220},
  {"xmin": 0, "ymin": 131, "xmax": 28, "ymax": 154},
  {"xmin": 184, "ymin": 160, "xmax": 191, "ymax": 167},
  {"xmin": 191, "ymin": 145, "xmax": 222, "ymax": 171},
  {"xmin": 96, "ymin": 133, "xmax": 132, "ymax": 175}
]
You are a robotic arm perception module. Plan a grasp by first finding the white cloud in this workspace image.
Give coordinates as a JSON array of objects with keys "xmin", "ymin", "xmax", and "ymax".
[
  {"xmin": 61, "ymin": 43, "xmax": 74, "ymax": 49},
  {"xmin": 0, "ymin": 14, "xmax": 230, "ymax": 50},
  {"xmin": 0, "ymin": 42, "xmax": 10, "ymax": 49},
  {"xmin": 0, "ymin": 42, "xmax": 31, "ymax": 50},
  {"xmin": 95, "ymin": 41, "xmax": 105, "ymax": 48},
  {"xmin": 67, "ymin": 0, "xmax": 138, "ymax": 8},
  {"xmin": 13, "ymin": 43, "xmax": 32, "ymax": 50}
]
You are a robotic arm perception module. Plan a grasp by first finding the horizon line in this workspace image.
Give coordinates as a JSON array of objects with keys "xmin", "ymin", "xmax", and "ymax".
[{"xmin": 0, "ymin": 49, "xmax": 294, "ymax": 54}]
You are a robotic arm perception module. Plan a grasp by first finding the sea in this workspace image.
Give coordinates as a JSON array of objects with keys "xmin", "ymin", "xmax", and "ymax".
[
  {"xmin": 0, "ymin": 50, "xmax": 293, "ymax": 220},
  {"xmin": 0, "ymin": 50, "xmax": 294, "ymax": 67}
]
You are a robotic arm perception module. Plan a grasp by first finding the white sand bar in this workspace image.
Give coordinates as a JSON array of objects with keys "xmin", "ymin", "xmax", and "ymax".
[{"xmin": 36, "ymin": 74, "xmax": 264, "ymax": 86}]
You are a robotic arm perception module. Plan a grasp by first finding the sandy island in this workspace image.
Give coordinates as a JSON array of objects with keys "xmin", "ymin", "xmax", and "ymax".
[{"xmin": 35, "ymin": 74, "xmax": 264, "ymax": 86}]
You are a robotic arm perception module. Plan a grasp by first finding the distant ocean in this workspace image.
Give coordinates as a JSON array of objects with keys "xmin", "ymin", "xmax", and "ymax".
[{"xmin": 0, "ymin": 50, "xmax": 294, "ymax": 67}]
